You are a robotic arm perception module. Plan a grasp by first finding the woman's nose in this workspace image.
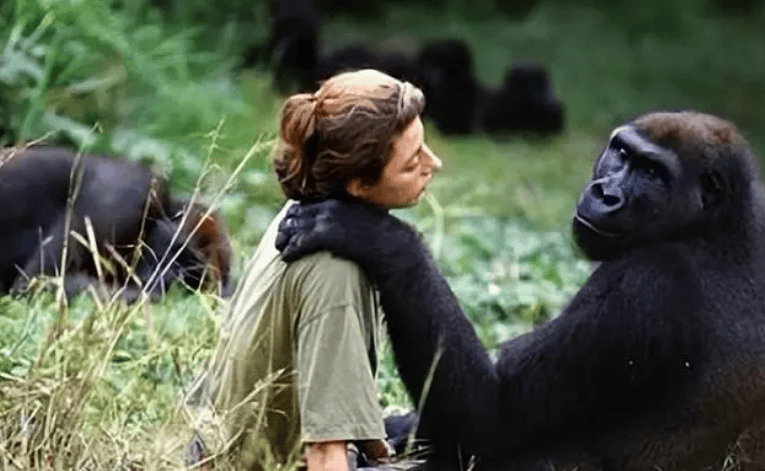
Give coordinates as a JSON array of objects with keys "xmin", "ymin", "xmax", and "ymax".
[{"xmin": 422, "ymin": 143, "xmax": 442, "ymax": 174}]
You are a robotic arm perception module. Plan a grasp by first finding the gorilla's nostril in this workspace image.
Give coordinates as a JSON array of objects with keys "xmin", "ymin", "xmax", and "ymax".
[{"xmin": 603, "ymin": 194, "xmax": 621, "ymax": 207}]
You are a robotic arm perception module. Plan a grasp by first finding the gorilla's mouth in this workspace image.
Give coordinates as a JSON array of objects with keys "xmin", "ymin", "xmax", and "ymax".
[{"xmin": 574, "ymin": 213, "xmax": 623, "ymax": 237}]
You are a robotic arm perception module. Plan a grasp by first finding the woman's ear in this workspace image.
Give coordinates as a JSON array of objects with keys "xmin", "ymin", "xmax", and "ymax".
[{"xmin": 345, "ymin": 178, "xmax": 368, "ymax": 199}]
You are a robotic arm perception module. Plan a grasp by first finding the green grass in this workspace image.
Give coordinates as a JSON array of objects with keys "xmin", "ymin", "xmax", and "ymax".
[
  {"xmin": 2, "ymin": 0, "xmax": 765, "ymax": 468},
  {"xmin": 318, "ymin": 0, "xmax": 765, "ymax": 226}
]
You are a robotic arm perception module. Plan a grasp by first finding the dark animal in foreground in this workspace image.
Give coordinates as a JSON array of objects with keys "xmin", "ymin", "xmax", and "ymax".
[
  {"xmin": 276, "ymin": 111, "xmax": 765, "ymax": 470},
  {"xmin": 383, "ymin": 411, "xmax": 421, "ymax": 455},
  {"xmin": 0, "ymin": 146, "xmax": 232, "ymax": 300}
]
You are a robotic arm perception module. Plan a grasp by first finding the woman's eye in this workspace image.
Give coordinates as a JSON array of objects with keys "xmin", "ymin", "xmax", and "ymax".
[{"xmin": 405, "ymin": 154, "xmax": 420, "ymax": 171}]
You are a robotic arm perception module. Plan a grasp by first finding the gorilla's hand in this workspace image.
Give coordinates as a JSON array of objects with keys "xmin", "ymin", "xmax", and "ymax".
[{"xmin": 276, "ymin": 199, "xmax": 424, "ymax": 278}]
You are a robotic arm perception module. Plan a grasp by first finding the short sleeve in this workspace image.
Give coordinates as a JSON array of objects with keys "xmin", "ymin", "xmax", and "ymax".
[{"xmin": 294, "ymin": 256, "xmax": 385, "ymax": 442}]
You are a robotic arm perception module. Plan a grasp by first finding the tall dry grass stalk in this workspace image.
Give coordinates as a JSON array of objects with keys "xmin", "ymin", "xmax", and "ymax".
[{"xmin": 0, "ymin": 136, "xmax": 289, "ymax": 469}]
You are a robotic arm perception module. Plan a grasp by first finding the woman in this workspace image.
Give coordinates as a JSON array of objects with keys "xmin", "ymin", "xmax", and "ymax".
[{"xmin": 183, "ymin": 69, "xmax": 441, "ymax": 471}]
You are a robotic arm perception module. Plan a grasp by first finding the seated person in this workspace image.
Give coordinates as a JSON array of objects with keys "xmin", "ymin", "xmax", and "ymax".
[{"xmin": 182, "ymin": 68, "xmax": 442, "ymax": 471}]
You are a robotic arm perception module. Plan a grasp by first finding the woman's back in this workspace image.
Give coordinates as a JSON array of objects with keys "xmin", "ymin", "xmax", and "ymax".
[{"xmin": 184, "ymin": 201, "xmax": 385, "ymax": 468}]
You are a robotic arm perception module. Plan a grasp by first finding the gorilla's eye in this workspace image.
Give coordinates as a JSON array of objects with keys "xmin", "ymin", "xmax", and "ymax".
[
  {"xmin": 619, "ymin": 148, "xmax": 629, "ymax": 159},
  {"xmin": 636, "ymin": 158, "xmax": 665, "ymax": 181},
  {"xmin": 700, "ymin": 170, "xmax": 724, "ymax": 208}
]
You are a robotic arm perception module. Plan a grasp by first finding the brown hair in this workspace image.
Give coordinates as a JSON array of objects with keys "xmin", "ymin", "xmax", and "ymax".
[{"xmin": 274, "ymin": 69, "xmax": 426, "ymax": 199}]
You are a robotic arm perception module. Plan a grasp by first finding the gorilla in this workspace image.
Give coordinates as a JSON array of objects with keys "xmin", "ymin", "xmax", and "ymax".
[
  {"xmin": 0, "ymin": 146, "xmax": 232, "ymax": 300},
  {"xmin": 262, "ymin": 0, "xmax": 320, "ymax": 93},
  {"xmin": 415, "ymin": 40, "xmax": 565, "ymax": 137},
  {"xmin": 276, "ymin": 111, "xmax": 765, "ymax": 470},
  {"xmin": 478, "ymin": 63, "xmax": 565, "ymax": 135},
  {"xmin": 415, "ymin": 39, "xmax": 479, "ymax": 135},
  {"xmin": 313, "ymin": 40, "xmax": 477, "ymax": 134},
  {"xmin": 309, "ymin": 38, "xmax": 566, "ymax": 137},
  {"xmin": 314, "ymin": 44, "xmax": 421, "ymax": 86},
  {"xmin": 383, "ymin": 411, "xmax": 422, "ymax": 455}
]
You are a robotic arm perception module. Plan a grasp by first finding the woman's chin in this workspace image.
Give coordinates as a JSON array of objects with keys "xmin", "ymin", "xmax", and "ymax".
[
  {"xmin": 374, "ymin": 187, "xmax": 430, "ymax": 210},
  {"xmin": 401, "ymin": 188, "xmax": 428, "ymax": 208}
]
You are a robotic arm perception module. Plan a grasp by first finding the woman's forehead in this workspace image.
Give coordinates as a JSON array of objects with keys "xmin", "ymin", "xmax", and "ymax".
[
  {"xmin": 385, "ymin": 118, "xmax": 424, "ymax": 169},
  {"xmin": 399, "ymin": 117, "xmax": 424, "ymax": 147}
]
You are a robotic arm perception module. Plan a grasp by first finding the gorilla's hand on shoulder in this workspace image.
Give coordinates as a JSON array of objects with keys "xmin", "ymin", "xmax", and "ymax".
[
  {"xmin": 276, "ymin": 199, "xmax": 424, "ymax": 276},
  {"xmin": 276, "ymin": 199, "xmax": 389, "ymax": 261}
]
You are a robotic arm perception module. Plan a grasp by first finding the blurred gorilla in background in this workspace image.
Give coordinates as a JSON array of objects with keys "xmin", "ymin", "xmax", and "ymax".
[
  {"xmin": 258, "ymin": 2, "xmax": 566, "ymax": 136},
  {"xmin": 263, "ymin": 0, "xmax": 320, "ymax": 93},
  {"xmin": 417, "ymin": 39, "xmax": 565, "ymax": 136},
  {"xmin": 415, "ymin": 39, "xmax": 478, "ymax": 135},
  {"xmin": 478, "ymin": 63, "xmax": 565, "ymax": 135},
  {"xmin": 314, "ymin": 44, "xmax": 421, "ymax": 85},
  {"xmin": 0, "ymin": 146, "xmax": 232, "ymax": 301}
]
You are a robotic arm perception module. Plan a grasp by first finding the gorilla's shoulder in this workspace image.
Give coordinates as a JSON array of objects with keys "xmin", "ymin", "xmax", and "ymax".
[
  {"xmin": 574, "ymin": 244, "xmax": 704, "ymax": 320},
  {"xmin": 592, "ymin": 243, "xmax": 701, "ymax": 287}
]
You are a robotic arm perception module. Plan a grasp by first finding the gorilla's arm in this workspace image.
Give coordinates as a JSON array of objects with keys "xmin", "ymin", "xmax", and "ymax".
[
  {"xmin": 277, "ymin": 200, "xmax": 702, "ymax": 459},
  {"xmin": 493, "ymin": 247, "xmax": 703, "ymax": 448},
  {"xmin": 277, "ymin": 200, "xmax": 502, "ymax": 457}
]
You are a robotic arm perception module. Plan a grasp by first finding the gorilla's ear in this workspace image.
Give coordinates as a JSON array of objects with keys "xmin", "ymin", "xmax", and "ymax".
[{"xmin": 700, "ymin": 170, "xmax": 725, "ymax": 209}]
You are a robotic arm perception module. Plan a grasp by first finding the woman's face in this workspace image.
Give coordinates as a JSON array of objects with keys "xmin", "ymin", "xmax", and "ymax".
[{"xmin": 347, "ymin": 116, "xmax": 442, "ymax": 209}]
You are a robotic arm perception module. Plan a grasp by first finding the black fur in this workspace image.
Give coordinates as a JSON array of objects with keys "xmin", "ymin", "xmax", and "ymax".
[
  {"xmin": 296, "ymin": 37, "xmax": 566, "ymax": 137},
  {"xmin": 415, "ymin": 39, "xmax": 478, "ymax": 135},
  {"xmin": 315, "ymin": 44, "xmax": 421, "ymax": 86},
  {"xmin": 478, "ymin": 63, "xmax": 565, "ymax": 135},
  {"xmin": 0, "ymin": 146, "xmax": 232, "ymax": 300},
  {"xmin": 415, "ymin": 40, "xmax": 565, "ymax": 136},
  {"xmin": 265, "ymin": 0, "xmax": 320, "ymax": 93},
  {"xmin": 383, "ymin": 411, "xmax": 423, "ymax": 456},
  {"xmin": 277, "ymin": 111, "xmax": 765, "ymax": 470}
]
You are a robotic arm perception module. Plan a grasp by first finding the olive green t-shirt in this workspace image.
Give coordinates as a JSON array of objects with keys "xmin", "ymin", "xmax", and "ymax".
[{"xmin": 183, "ymin": 201, "xmax": 386, "ymax": 469}]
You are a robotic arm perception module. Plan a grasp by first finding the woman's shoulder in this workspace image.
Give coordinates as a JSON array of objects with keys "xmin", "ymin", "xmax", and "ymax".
[
  {"xmin": 285, "ymin": 251, "xmax": 376, "ymax": 309},
  {"xmin": 268, "ymin": 201, "xmax": 371, "ymax": 281},
  {"xmin": 288, "ymin": 250, "xmax": 366, "ymax": 278}
]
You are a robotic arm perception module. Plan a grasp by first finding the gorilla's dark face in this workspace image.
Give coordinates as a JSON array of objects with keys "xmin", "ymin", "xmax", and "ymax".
[{"xmin": 573, "ymin": 125, "xmax": 705, "ymax": 261}]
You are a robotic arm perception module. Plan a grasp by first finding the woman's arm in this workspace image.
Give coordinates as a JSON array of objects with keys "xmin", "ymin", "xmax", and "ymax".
[{"xmin": 305, "ymin": 440, "xmax": 348, "ymax": 471}]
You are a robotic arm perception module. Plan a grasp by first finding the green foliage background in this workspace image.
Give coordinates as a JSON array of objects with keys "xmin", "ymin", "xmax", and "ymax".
[{"xmin": 1, "ymin": 0, "xmax": 764, "ymax": 468}]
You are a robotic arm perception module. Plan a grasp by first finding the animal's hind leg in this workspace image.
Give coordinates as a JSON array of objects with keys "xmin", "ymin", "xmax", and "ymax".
[
  {"xmin": 11, "ymin": 216, "xmax": 70, "ymax": 292},
  {"xmin": 733, "ymin": 425, "xmax": 765, "ymax": 471}
]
